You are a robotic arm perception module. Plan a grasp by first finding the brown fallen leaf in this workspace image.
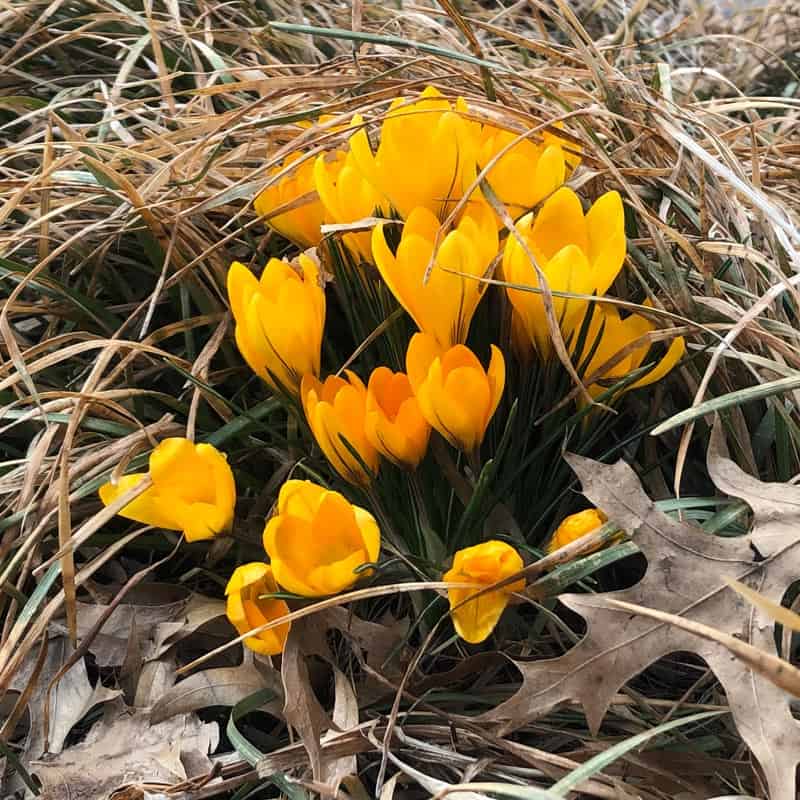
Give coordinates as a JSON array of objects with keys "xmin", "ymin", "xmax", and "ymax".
[
  {"xmin": 11, "ymin": 635, "xmax": 120, "ymax": 759},
  {"xmin": 146, "ymin": 594, "xmax": 226, "ymax": 661},
  {"xmin": 69, "ymin": 583, "xmax": 191, "ymax": 668},
  {"xmin": 604, "ymin": 597, "xmax": 800, "ymax": 697},
  {"xmin": 150, "ymin": 652, "xmax": 282, "ymax": 724},
  {"xmin": 321, "ymin": 663, "xmax": 359, "ymax": 789},
  {"xmin": 483, "ymin": 419, "xmax": 800, "ymax": 800},
  {"xmin": 31, "ymin": 698, "xmax": 218, "ymax": 800},
  {"xmin": 280, "ymin": 620, "xmax": 332, "ymax": 783}
]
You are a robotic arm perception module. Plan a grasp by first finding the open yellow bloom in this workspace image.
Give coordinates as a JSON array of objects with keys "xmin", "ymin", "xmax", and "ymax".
[
  {"xmin": 575, "ymin": 304, "xmax": 686, "ymax": 398},
  {"xmin": 502, "ymin": 187, "xmax": 626, "ymax": 356},
  {"xmin": 349, "ymin": 85, "xmax": 477, "ymax": 220},
  {"xmin": 547, "ymin": 508, "xmax": 608, "ymax": 554},
  {"xmin": 254, "ymin": 152, "xmax": 325, "ymax": 249},
  {"xmin": 443, "ymin": 540, "xmax": 525, "ymax": 644},
  {"xmin": 263, "ymin": 479, "xmax": 380, "ymax": 597},
  {"xmin": 372, "ymin": 204, "xmax": 497, "ymax": 348},
  {"xmin": 226, "ymin": 563, "xmax": 291, "ymax": 655},
  {"xmin": 301, "ymin": 371, "xmax": 380, "ymax": 486},
  {"xmin": 365, "ymin": 367, "xmax": 430, "ymax": 469},
  {"xmin": 227, "ymin": 254, "xmax": 325, "ymax": 395},
  {"xmin": 478, "ymin": 125, "xmax": 573, "ymax": 218},
  {"xmin": 314, "ymin": 140, "xmax": 384, "ymax": 263},
  {"xmin": 99, "ymin": 438, "xmax": 235, "ymax": 542},
  {"xmin": 406, "ymin": 333, "xmax": 505, "ymax": 454}
]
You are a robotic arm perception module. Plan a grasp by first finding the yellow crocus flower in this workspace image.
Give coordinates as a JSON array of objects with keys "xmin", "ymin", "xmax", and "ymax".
[
  {"xmin": 301, "ymin": 371, "xmax": 380, "ymax": 486},
  {"xmin": 225, "ymin": 563, "xmax": 291, "ymax": 655},
  {"xmin": 365, "ymin": 366, "xmax": 430, "ymax": 470},
  {"xmin": 349, "ymin": 85, "xmax": 478, "ymax": 220},
  {"xmin": 443, "ymin": 540, "xmax": 525, "ymax": 644},
  {"xmin": 227, "ymin": 254, "xmax": 325, "ymax": 396},
  {"xmin": 372, "ymin": 203, "xmax": 498, "ymax": 349},
  {"xmin": 313, "ymin": 140, "xmax": 384, "ymax": 263},
  {"xmin": 263, "ymin": 479, "xmax": 381, "ymax": 597},
  {"xmin": 546, "ymin": 508, "xmax": 608, "ymax": 554},
  {"xmin": 99, "ymin": 438, "xmax": 235, "ymax": 542},
  {"xmin": 254, "ymin": 152, "xmax": 325, "ymax": 249},
  {"xmin": 478, "ymin": 125, "xmax": 569, "ymax": 218},
  {"xmin": 576, "ymin": 304, "xmax": 686, "ymax": 397},
  {"xmin": 502, "ymin": 187, "xmax": 626, "ymax": 356},
  {"xmin": 406, "ymin": 333, "xmax": 505, "ymax": 455}
]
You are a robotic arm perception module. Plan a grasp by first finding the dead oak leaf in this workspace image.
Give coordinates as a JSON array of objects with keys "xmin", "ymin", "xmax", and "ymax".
[
  {"xmin": 31, "ymin": 698, "xmax": 218, "ymax": 800},
  {"xmin": 483, "ymin": 422, "xmax": 800, "ymax": 800}
]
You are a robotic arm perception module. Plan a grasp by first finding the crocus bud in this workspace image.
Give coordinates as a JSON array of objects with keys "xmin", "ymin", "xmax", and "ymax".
[
  {"xmin": 99, "ymin": 438, "xmax": 235, "ymax": 542},
  {"xmin": 406, "ymin": 333, "xmax": 505, "ymax": 455},
  {"xmin": 226, "ymin": 563, "xmax": 291, "ymax": 655},
  {"xmin": 227, "ymin": 254, "xmax": 325, "ymax": 395},
  {"xmin": 263, "ymin": 479, "xmax": 380, "ymax": 597},
  {"xmin": 443, "ymin": 540, "xmax": 525, "ymax": 644}
]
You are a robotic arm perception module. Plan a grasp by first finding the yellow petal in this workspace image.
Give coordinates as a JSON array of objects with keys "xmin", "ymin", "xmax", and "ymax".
[
  {"xmin": 227, "ymin": 261, "xmax": 259, "ymax": 324},
  {"xmin": 531, "ymin": 144, "xmax": 566, "ymax": 206},
  {"xmin": 226, "ymin": 562, "xmax": 271, "ymax": 595},
  {"xmin": 99, "ymin": 474, "xmax": 181, "ymax": 531},
  {"xmin": 443, "ymin": 540, "xmax": 524, "ymax": 644},
  {"xmin": 426, "ymin": 358, "xmax": 491, "ymax": 452},
  {"xmin": 531, "ymin": 187, "xmax": 588, "ymax": 262},
  {"xmin": 486, "ymin": 345, "xmax": 506, "ymax": 425},
  {"xmin": 406, "ymin": 333, "xmax": 442, "ymax": 394},
  {"xmin": 586, "ymin": 191, "xmax": 626, "ymax": 296},
  {"xmin": 628, "ymin": 334, "xmax": 686, "ymax": 390},
  {"xmin": 547, "ymin": 508, "xmax": 608, "ymax": 553},
  {"xmin": 354, "ymin": 506, "xmax": 381, "ymax": 564}
]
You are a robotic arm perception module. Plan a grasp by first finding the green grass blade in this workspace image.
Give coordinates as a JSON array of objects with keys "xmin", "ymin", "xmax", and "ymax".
[{"xmin": 652, "ymin": 375, "xmax": 800, "ymax": 436}]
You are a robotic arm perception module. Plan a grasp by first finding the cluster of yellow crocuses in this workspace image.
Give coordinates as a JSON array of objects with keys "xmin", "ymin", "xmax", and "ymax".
[
  {"xmin": 99, "ymin": 438, "xmax": 608, "ymax": 651},
  {"xmin": 100, "ymin": 85, "xmax": 684, "ymax": 651}
]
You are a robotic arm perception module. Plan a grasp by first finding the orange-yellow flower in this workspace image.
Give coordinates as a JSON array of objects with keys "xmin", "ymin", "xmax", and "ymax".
[
  {"xmin": 365, "ymin": 367, "xmax": 430, "ymax": 469},
  {"xmin": 372, "ymin": 204, "xmax": 498, "ymax": 348},
  {"xmin": 406, "ymin": 333, "xmax": 505, "ymax": 454},
  {"xmin": 225, "ymin": 563, "xmax": 291, "ymax": 655},
  {"xmin": 314, "ymin": 140, "xmax": 384, "ymax": 263},
  {"xmin": 301, "ymin": 371, "xmax": 379, "ymax": 486},
  {"xmin": 576, "ymin": 305, "xmax": 686, "ymax": 398},
  {"xmin": 502, "ymin": 187, "xmax": 626, "ymax": 356},
  {"xmin": 547, "ymin": 509, "xmax": 608, "ymax": 554},
  {"xmin": 263, "ymin": 479, "xmax": 380, "ymax": 597},
  {"xmin": 443, "ymin": 540, "xmax": 525, "ymax": 644},
  {"xmin": 349, "ymin": 85, "xmax": 477, "ymax": 220},
  {"xmin": 99, "ymin": 438, "xmax": 235, "ymax": 542},
  {"xmin": 254, "ymin": 152, "xmax": 325, "ymax": 249},
  {"xmin": 478, "ymin": 124, "xmax": 575, "ymax": 218},
  {"xmin": 227, "ymin": 254, "xmax": 325, "ymax": 395}
]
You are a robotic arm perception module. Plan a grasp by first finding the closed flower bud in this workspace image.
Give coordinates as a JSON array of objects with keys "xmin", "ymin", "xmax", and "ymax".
[
  {"xmin": 406, "ymin": 333, "xmax": 505, "ymax": 455},
  {"xmin": 314, "ymin": 140, "xmax": 384, "ymax": 263},
  {"xmin": 365, "ymin": 367, "xmax": 430, "ymax": 469},
  {"xmin": 263, "ymin": 480, "xmax": 381, "ymax": 597},
  {"xmin": 443, "ymin": 540, "xmax": 525, "ymax": 644},
  {"xmin": 502, "ymin": 187, "xmax": 626, "ymax": 356},
  {"xmin": 349, "ymin": 85, "xmax": 477, "ymax": 220},
  {"xmin": 547, "ymin": 508, "xmax": 608, "ymax": 554},
  {"xmin": 226, "ymin": 563, "xmax": 291, "ymax": 655},
  {"xmin": 254, "ymin": 152, "xmax": 325, "ymax": 249},
  {"xmin": 372, "ymin": 204, "xmax": 497, "ymax": 349},
  {"xmin": 575, "ymin": 305, "xmax": 686, "ymax": 399},
  {"xmin": 99, "ymin": 438, "xmax": 235, "ymax": 542},
  {"xmin": 301, "ymin": 371, "xmax": 379, "ymax": 486},
  {"xmin": 227, "ymin": 254, "xmax": 325, "ymax": 395}
]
